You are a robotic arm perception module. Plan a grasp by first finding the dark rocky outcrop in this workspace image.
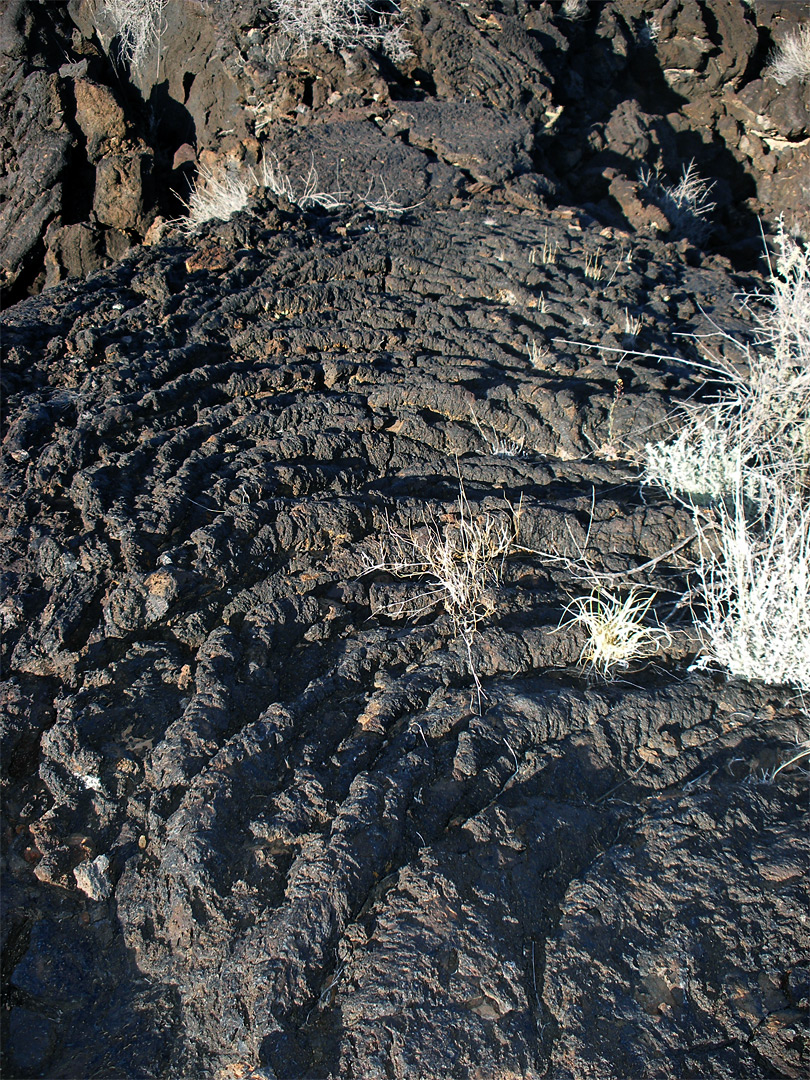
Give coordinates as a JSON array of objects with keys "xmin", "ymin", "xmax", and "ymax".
[
  {"xmin": 0, "ymin": 1, "xmax": 76, "ymax": 298},
  {"xmin": 2, "ymin": 192, "xmax": 807, "ymax": 1076},
  {"xmin": 2, "ymin": 1, "xmax": 809, "ymax": 1077},
  {"xmin": 0, "ymin": 0, "xmax": 164, "ymax": 301},
  {"xmin": 2, "ymin": 0, "xmax": 808, "ymax": 304}
]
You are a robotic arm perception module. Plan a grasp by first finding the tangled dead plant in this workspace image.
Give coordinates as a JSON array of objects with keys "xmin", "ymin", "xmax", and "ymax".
[{"xmin": 364, "ymin": 478, "xmax": 521, "ymax": 711}]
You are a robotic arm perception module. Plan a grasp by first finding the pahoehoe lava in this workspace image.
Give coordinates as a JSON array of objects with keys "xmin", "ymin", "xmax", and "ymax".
[{"xmin": 2, "ymin": 2, "xmax": 808, "ymax": 1079}]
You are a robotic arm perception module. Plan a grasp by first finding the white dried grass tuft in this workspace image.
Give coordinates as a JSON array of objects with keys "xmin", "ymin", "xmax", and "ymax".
[
  {"xmin": 559, "ymin": 588, "xmax": 669, "ymax": 680},
  {"xmin": 560, "ymin": 0, "xmax": 590, "ymax": 20},
  {"xmin": 183, "ymin": 164, "xmax": 252, "ymax": 229},
  {"xmin": 182, "ymin": 152, "xmax": 355, "ymax": 229},
  {"xmin": 765, "ymin": 22, "xmax": 810, "ymax": 85},
  {"xmin": 705, "ymin": 225, "xmax": 810, "ymax": 489},
  {"xmin": 561, "ymin": 224, "xmax": 808, "ymax": 697},
  {"xmin": 640, "ymin": 224, "xmax": 810, "ymax": 694},
  {"xmin": 470, "ymin": 408, "xmax": 527, "ymax": 458},
  {"xmin": 367, "ymin": 488, "xmax": 517, "ymax": 638}
]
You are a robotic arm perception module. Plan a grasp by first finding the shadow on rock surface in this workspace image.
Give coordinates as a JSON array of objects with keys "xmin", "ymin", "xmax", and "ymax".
[
  {"xmin": 3, "ymin": 0, "xmax": 809, "ymax": 303},
  {"xmin": 1, "ymin": 193, "xmax": 808, "ymax": 1077}
]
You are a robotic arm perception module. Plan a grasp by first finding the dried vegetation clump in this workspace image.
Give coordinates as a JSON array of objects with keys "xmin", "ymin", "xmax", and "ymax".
[
  {"xmin": 643, "ymin": 224, "xmax": 810, "ymax": 692},
  {"xmin": 268, "ymin": 0, "xmax": 413, "ymax": 61},
  {"xmin": 182, "ymin": 151, "xmax": 415, "ymax": 229},
  {"xmin": 765, "ymin": 21, "xmax": 810, "ymax": 85},
  {"xmin": 692, "ymin": 485, "xmax": 810, "ymax": 690},
  {"xmin": 558, "ymin": 587, "xmax": 670, "ymax": 680},
  {"xmin": 644, "ymin": 417, "xmax": 742, "ymax": 506},
  {"xmin": 182, "ymin": 163, "xmax": 253, "ymax": 230},
  {"xmin": 638, "ymin": 160, "xmax": 717, "ymax": 243},
  {"xmin": 98, "ymin": 0, "xmax": 167, "ymax": 68},
  {"xmin": 365, "ymin": 481, "xmax": 521, "ymax": 708}
]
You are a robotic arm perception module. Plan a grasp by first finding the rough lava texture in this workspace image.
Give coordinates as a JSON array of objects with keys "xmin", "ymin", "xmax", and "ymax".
[
  {"xmin": 1, "ymin": 1, "xmax": 809, "ymax": 1079},
  {"xmin": 2, "ymin": 194, "xmax": 808, "ymax": 1077},
  {"xmin": 2, "ymin": 0, "xmax": 809, "ymax": 303}
]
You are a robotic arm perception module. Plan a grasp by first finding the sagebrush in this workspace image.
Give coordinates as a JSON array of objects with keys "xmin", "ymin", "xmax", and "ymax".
[
  {"xmin": 644, "ymin": 223, "xmax": 810, "ymax": 502},
  {"xmin": 643, "ymin": 224, "xmax": 810, "ymax": 691},
  {"xmin": 692, "ymin": 482, "xmax": 810, "ymax": 692}
]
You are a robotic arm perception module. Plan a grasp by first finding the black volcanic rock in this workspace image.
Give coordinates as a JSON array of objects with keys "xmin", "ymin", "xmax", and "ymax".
[
  {"xmin": 2, "ymin": 0, "xmax": 808, "ymax": 302},
  {"xmin": 1, "ymin": 2, "xmax": 808, "ymax": 1077},
  {"xmin": 1, "ymin": 191, "xmax": 807, "ymax": 1077},
  {"xmin": 0, "ymin": 1, "xmax": 74, "ymax": 297}
]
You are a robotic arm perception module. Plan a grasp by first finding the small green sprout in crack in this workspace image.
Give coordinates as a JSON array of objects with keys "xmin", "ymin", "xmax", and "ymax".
[
  {"xmin": 600, "ymin": 377, "xmax": 625, "ymax": 460},
  {"xmin": 558, "ymin": 587, "xmax": 671, "ymax": 680},
  {"xmin": 364, "ymin": 480, "xmax": 522, "ymax": 711}
]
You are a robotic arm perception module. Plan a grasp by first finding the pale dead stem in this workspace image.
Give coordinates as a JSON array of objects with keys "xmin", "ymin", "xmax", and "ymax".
[
  {"xmin": 364, "ymin": 477, "xmax": 522, "ymax": 712},
  {"xmin": 99, "ymin": 0, "xmax": 167, "ymax": 72},
  {"xmin": 770, "ymin": 737, "xmax": 810, "ymax": 780},
  {"xmin": 469, "ymin": 405, "xmax": 526, "ymax": 457}
]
